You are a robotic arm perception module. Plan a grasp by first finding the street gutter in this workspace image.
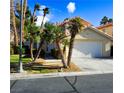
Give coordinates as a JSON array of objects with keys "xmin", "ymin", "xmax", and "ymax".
[{"xmin": 11, "ymin": 71, "xmax": 112, "ymax": 80}]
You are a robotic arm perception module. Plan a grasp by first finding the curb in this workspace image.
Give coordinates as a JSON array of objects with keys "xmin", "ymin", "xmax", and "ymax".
[{"xmin": 10, "ymin": 71, "xmax": 113, "ymax": 80}]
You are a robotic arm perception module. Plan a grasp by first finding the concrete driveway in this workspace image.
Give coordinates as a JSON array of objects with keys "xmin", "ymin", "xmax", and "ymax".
[{"xmin": 72, "ymin": 58, "xmax": 113, "ymax": 73}]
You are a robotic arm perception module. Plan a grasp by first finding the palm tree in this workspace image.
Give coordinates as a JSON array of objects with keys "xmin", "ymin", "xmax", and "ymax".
[
  {"xmin": 40, "ymin": 7, "xmax": 49, "ymax": 29},
  {"xmin": 10, "ymin": 0, "xmax": 18, "ymax": 47},
  {"xmin": 54, "ymin": 25, "xmax": 67, "ymax": 67},
  {"xmin": 29, "ymin": 3, "xmax": 40, "ymax": 60},
  {"xmin": 14, "ymin": 0, "xmax": 27, "ymax": 42},
  {"xmin": 22, "ymin": 0, "xmax": 27, "ymax": 39},
  {"xmin": 32, "ymin": 3, "xmax": 40, "ymax": 23},
  {"xmin": 67, "ymin": 17, "xmax": 84, "ymax": 66},
  {"xmin": 43, "ymin": 22, "xmax": 67, "ymax": 67},
  {"xmin": 61, "ymin": 39, "xmax": 69, "ymax": 60},
  {"xmin": 27, "ymin": 23, "xmax": 40, "ymax": 60},
  {"xmin": 33, "ymin": 7, "xmax": 49, "ymax": 61}
]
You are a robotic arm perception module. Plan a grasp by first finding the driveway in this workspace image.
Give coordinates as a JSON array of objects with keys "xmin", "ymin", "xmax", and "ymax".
[{"xmin": 72, "ymin": 58, "xmax": 113, "ymax": 73}]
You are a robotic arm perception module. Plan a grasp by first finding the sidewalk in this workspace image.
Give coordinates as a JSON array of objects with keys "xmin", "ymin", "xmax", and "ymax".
[{"xmin": 11, "ymin": 71, "xmax": 112, "ymax": 80}]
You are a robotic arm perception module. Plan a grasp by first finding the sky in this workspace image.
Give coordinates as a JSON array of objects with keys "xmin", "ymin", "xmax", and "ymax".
[{"xmin": 28, "ymin": 0, "xmax": 113, "ymax": 27}]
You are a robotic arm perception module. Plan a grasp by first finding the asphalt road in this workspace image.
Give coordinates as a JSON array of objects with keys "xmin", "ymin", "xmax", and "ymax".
[{"xmin": 11, "ymin": 73, "xmax": 113, "ymax": 93}]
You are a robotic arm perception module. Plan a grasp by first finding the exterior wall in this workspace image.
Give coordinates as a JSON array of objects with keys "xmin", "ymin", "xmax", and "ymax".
[
  {"xmin": 102, "ymin": 41, "xmax": 112, "ymax": 57},
  {"xmin": 71, "ymin": 28, "xmax": 112, "ymax": 57},
  {"xmin": 97, "ymin": 25, "xmax": 113, "ymax": 36},
  {"xmin": 76, "ymin": 29, "xmax": 110, "ymax": 41}
]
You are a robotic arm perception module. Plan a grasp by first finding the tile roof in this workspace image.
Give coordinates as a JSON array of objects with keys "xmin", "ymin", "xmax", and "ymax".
[{"xmin": 96, "ymin": 23, "xmax": 113, "ymax": 29}]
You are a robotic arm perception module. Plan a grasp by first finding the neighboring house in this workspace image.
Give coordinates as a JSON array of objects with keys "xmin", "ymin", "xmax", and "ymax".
[{"xmin": 96, "ymin": 23, "xmax": 113, "ymax": 37}]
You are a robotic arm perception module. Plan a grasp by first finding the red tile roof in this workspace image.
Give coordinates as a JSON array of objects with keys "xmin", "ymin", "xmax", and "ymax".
[{"xmin": 96, "ymin": 23, "xmax": 113, "ymax": 29}]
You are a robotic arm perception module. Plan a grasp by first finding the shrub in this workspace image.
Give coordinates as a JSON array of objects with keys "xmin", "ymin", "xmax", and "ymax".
[
  {"xmin": 51, "ymin": 48, "xmax": 61, "ymax": 59},
  {"xmin": 40, "ymin": 49, "xmax": 45, "ymax": 58},
  {"xmin": 23, "ymin": 45, "xmax": 30, "ymax": 54},
  {"xmin": 10, "ymin": 47, "xmax": 14, "ymax": 55}
]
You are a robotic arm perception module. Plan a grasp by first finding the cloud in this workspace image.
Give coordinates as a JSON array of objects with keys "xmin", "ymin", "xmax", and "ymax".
[
  {"xmin": 40, "ymin": 5, "xmax": 46, "ymax": 9},
  {"xmin": 38, "ymin": 5, "xmax": 46, "ymax": 15},
  {"xmin": 36, "ymin": 15, "xmax": 50, "ymax": 26},
  {"xmin": 67, "ymin": 2, "xmax": 76, "ymax": 13},
  {"xmin": 36, "ymin": 5, "xmax": 52, "ymax": 26}
]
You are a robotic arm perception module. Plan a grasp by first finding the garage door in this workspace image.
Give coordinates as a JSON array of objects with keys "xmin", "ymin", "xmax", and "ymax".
[{"xmin": 72, "ymin": 40, "xmax": 102, "ymax": 58}]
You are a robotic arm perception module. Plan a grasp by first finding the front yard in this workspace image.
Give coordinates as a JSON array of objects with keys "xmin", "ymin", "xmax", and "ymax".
[{"xmin": 10, "ymin": 55, "xmax": 81, "ymax": 74}]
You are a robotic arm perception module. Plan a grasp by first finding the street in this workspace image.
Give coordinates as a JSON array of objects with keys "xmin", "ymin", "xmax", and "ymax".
[{"xmin": 11, "ymin": 73, "xmax": 113, "ymax": 93}]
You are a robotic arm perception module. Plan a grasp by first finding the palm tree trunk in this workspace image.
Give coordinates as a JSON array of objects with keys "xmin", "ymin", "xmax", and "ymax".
[
  {"xmin": 30, "ymin": 38, "xmax": 34, "ymax": 60},
  {"xmin": 33, "ymin": 40, "xmax": 44, "ymax": 62},
  {"xmin": 56, "ymin": 40, "xmax": 67, "ymax": 68},
  {"xmin": 32, "ymin": 8, "xmax": 36, "ymax": 23},
  {"xmin": 22, "ymin": 0, "xmax": 27, "ymax": 41},
  {"xmin": 10, "ymin": 0, "xmax": 18, "ymax": 46},
  {"xmin": 30, "ymin": 8, "xmax": 36, "ymax": 60},
  {"xmin": 67, "ymin": 36, "xmax": 75, "ymax": 66},
  {"xmin": 63, "ymin": 44, "xmax": 66, "ymax": 59},
  {"xmin": 40, "ymin": 15, "xmax": 45, "ymax": 30},
  {"xmin": 33, "ymin": 15, "xmax": 45, "ymax": 61}
]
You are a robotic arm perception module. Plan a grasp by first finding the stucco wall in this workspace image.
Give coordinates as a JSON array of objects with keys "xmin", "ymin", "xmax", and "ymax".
[
  {"xmin": 71, "ymin": 28, "xmax": 112, "ymax": 57},
  {"xmin": 99, "ymin": 26, "xmax": 113, "ymax": 36}
]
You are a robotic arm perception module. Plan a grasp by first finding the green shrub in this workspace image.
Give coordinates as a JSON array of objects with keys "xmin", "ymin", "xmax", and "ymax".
[
  {"xmin": 40, "ymin": 49, "xmax": 45, "ymax": 58},
  {"xmin": 22, "ymin": 47, "xmax": 26, "ymax": 54},
  {"xmin": 14, "ymin": 46, "xmax": 26, "ymax": 54},
  {"xmin": 51, "ymin": 48, "xmax": 61, "ymax": 59},
  {"xmin": 10, "ymin": 47, "xmax": 14, "ymax": 55}
]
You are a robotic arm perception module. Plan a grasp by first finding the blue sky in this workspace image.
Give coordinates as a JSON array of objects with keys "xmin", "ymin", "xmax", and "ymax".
[{"xmin": 28, "ymin": 0, "xmax": 113, "ymax": 26}]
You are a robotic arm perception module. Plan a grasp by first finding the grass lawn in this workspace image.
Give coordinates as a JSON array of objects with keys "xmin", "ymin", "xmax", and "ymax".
[
  {"xmin": 10, "ymin": 55, "xmax": 32, "ymax": 64},
  {"xmin": 10, "ymin": 55, "xmax": 81, "ymax": 74}
]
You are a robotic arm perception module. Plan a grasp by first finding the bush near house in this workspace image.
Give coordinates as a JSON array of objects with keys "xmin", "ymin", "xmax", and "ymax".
[
  {"xmin": 10, "ymin": 47, "xmax": 14, "ymax": 55},
  {"xmin": 51, "ymin": 48, "xmax": 61, "ymax": 59},
  {"xmin": 40, "ymin": 49, "xmax": 46, "ymax": 58}
]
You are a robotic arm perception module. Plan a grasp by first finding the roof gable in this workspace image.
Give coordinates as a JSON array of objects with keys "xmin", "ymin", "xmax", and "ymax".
[{"xmin": 75, "ymin": 26, "xmax": 112, "ymax": 41}]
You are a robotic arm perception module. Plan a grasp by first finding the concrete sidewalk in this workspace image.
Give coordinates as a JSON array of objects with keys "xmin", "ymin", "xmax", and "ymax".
[{"xmin": 10, "ymin": 71, "xmax": 112, "ymax": 80}]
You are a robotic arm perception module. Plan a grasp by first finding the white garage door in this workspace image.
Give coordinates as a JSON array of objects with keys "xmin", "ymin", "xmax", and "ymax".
[{"xmin": 72, "ymin": 40, "xmax": 102, "ymax": 58}]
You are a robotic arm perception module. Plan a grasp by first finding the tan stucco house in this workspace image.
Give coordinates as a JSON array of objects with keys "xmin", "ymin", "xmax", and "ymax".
[
  {"xmin": 71, "ymin": 26, "xmax": 112, "ymax": 58},
  {"xmin": 66, "ymin": 18, "xmax": 113, "ymax": 58}
]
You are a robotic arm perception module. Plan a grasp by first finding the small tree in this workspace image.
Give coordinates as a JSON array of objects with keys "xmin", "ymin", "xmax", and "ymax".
[
  {"xmin": 33, "ymin": 7, "xmax": 50, "ymax": 61},
  {"xmin": 10, "ymin": 0, "xmax": 19, "ymax": 51},
  {"xmin": 29, "ymin": 3, "xmax": 40, "ymax": 60},
  {"xmin": 67, "ymin": 17, "xmax": 84, "ymax": 66},
  {"xmin": 100, "ymin": 16, "xmax": 109, "ymax": 25},
  {"xmin": 100, "ymin": 16, "xmax": 113, "ymax": 25},
  {"xmin": 108, "ymin": 18, "xmax": 113, "ymax": 23},
  {"xmin": 40, "ymin": 22, "xmax": 67, "ymax": 67}
]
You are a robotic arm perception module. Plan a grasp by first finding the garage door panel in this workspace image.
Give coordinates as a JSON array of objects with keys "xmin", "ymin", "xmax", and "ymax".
[{"xmin": 72, "ymin": 41, "xmax": 102, "ymax": 58}]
